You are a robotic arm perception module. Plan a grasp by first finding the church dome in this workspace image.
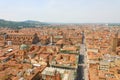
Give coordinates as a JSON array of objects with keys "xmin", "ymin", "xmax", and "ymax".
[{"xmin": 20, "ymin": 44, "xmax": 29, "ymax": 50}]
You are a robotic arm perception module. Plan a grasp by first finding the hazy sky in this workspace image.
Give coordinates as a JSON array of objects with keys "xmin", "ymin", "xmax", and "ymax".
[{"xmin": 0, "ymin": 0, "xmax": 120, "ymax": 23}]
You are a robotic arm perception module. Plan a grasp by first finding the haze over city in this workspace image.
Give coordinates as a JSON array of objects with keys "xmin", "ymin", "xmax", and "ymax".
[{"xmin": 0, "ymin": 0, "xmax": 120, "ymax": 23}]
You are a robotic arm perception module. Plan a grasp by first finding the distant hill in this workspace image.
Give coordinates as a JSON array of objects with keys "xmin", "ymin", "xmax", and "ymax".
[
  {"xmin": 0, "ymin": 19, "xmax": 49, "ymax": 29},
  {"xmin": 23, "ymin": 20, "xmax": 41, "ymax": 23}
]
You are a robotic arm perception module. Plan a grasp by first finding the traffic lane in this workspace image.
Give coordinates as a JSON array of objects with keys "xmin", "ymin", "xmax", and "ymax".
[
  {"xmin": 76, "ymin": 66, "xmax": 84, "ymax": 80},
  {"xmin": 79, "ymin": 54, "xmax": 84, "ymax": 64}
]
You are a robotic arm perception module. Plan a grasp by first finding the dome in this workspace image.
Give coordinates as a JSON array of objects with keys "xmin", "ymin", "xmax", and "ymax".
[{"xmin": 20, "ymin": 44, "xmax": 29, "ymax": 50}]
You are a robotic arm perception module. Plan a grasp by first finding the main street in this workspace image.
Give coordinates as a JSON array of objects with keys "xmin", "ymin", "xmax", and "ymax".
[
  {"xmin": 79, "ymin": 44, "xmax": 89, "ymax": 80},
  {"xmin": 76, "ymin": 32, "xmax": 89, "ymax": 80}
]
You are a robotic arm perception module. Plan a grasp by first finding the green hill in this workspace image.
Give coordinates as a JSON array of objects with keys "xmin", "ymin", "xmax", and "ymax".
[{"xmin": 0, "ymin": 19, "xmax": 48, "ymax": 28}]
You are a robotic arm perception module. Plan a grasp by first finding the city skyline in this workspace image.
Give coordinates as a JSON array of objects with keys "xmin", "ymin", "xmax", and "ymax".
[{"xmin": 0, "ymin": 0, "xmax": 120, "ymax": 23}]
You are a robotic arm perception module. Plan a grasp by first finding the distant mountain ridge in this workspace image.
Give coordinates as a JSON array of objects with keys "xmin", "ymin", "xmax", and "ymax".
[
  {"xmin": 23, "ymin": 20, "xmax": 41, "ymax": 23},
  {"xmin": 0, "ymin": 19, "xmax": 48, "ymax": 28}
]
